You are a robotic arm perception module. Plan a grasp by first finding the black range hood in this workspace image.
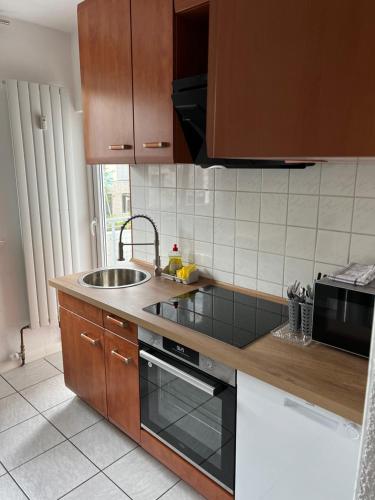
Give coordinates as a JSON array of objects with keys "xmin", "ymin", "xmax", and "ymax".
[{"xmin": 172, "ymin": 74, "xmax": 315, "ymax": 169}]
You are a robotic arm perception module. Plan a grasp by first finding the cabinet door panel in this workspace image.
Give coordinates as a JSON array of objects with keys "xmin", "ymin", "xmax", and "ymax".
[
  {"xmin": 132, "ymin": 0, "xmax": 174, "ymax": 163},
  {"xmin": 78, "ymin": 0, "xmax": 134, "ymax": 164},
  {"xmin": 207, "ymin": 0, "xmax": 375, "ymax": 158},
  {"xmin": 105, "ymin": 330, "xmax": 140, "ymax": 442},
  {"xmin": 60, "ymin": 307, "xmax": 107, "ymax": 416}
]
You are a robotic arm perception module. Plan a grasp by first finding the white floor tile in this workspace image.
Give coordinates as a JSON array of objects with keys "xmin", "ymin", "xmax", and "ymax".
[
  {"xmin": 62, "ymin": 473, "xmax": 130, "ymax": 499},
  {"xmin": 71, "ymin": 420, "xmax": 137, "ymax": 469},
  {"xmin": 0, "ymin": 474, "xmax": 27, "ymax": 499},
  {"xmin": 11, "ymin": 441, "xmax": 98, "ymax": 500},
  {"xmin": 2, "ymin": 359, "xmax": 60, "ymax": 391},
  {"xmin": 43, "ymin": 396, "xmax": 102, "ymax": 438},
  {"xmin": 20, "ymin": 374, "xmax": 74, "ymax": 412},
  {"xmin": 0, "ymin": 393, "xmax": 38, "ymax": 433},
  {"xmin": 0, "ymin": 462, "xmax": 6, "ymax": 476},
  {"xmin": 0, "ymin": 376, "xmax": 15, "ymax": 399},
  {"xmin": 45, "ymin": 351, "xmax": 64, "ymax": 372},
  {"xmin": 159, "ymin": 481, "xmax": 205, "ymax": 500},
  {"xmin": 0, "ymin": 414, "xmax": 65, "ymax": 470},
  {"xmin": 105, "ymin": 447, "xmax": 178, "ymax": 500}
]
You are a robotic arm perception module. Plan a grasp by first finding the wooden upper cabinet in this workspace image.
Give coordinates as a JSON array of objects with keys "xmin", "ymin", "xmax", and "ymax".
[
  {"xmin": 207, "ymin": 0, "xmax": 375, "ymax": 158},
  {"xmin": 131, "ymin": 0, "xmax": 174, "ymax": 163},
  {"xmin": 78, "ymin": 0, "xmax": 134, "ymax": 164}
]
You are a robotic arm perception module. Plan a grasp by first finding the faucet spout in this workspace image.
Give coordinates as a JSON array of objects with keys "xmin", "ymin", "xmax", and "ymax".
[{"xmin": 118, "ymin": 214, "xmax": 161, "ymax": 277}]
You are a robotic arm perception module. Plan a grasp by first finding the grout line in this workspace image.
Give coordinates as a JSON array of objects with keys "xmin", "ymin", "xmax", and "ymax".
[
  {"xmin": 6, "ymin": 471, "xmax": 31, "ymax": 499},
  {"xmin": 57, "ymin": 471, "xmax": 103, "ymax": 500},
  {"xmin": 347, "ymin": 161, "xmax": 359, "ymax": 265},
  {"xmin": 154, "ymin": 479, "xmax": 182, "ymax": 500},
  {"xmin": 3, "ymin": 371, "xmax": 64, "ymax": 395},
  {"xmin": 312, "ymin": 164, "xmax": 323, "ymax": 273},
  {"xmin": 0, "ymin": 412, "xmax": 40, "ymax": 437},
  {"xmin": 281, "ymin": 169, "xmax": 291, "ymax": 292}
]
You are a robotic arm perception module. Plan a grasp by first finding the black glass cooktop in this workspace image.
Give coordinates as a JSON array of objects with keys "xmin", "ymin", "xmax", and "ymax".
[{"xmin": 143, "ymin": 285, "xmax": 288, "ymax": 348}]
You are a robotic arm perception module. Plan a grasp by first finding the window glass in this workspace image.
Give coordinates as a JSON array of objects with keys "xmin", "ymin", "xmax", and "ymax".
[{"xmin": 102, "ymin": 165, "xmax": 132, "ymax": 266}]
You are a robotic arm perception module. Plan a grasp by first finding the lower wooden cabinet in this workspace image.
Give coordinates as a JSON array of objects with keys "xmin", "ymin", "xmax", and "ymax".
[
  {"xmin": 60, "ymin": 307, "xmax": 107, "ymax": 417},
  {"xmin": 105, "ymin": 330, "xmax": 140, "ymax": 442},
  {"xmin": 59, "ymin": 302, "xmax": 140, "ymax": 442}
]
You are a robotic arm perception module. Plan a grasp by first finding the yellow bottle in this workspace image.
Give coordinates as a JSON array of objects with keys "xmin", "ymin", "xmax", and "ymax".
[{"xmin": 168, "ymin": 243, "xmax": 183, "ymax": 275}]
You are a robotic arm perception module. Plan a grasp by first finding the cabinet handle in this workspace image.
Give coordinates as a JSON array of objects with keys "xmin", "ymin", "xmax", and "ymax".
[
  {"xmin": 142, "ymin": 142, "xmax": 169, "ymax": 149},
  {"xmin": 108, "ymin": 144, "xmax": 132, "ymax": 150},
  {"xmin": 106, "ymin": 315, "xmax": 129, "ymax": 329},
  {"xmin": 111, "ymin": 349, "xmax": 132, "ymax": 364},
  {"xmin": 80, "ymin": 332, "xmax": 99, "ymax": 346}
]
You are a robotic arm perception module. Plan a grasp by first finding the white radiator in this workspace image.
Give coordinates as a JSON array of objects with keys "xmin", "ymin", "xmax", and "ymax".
[{"xmin": 6, "ymin": 80, "xmax": 79, "ymax": 329}]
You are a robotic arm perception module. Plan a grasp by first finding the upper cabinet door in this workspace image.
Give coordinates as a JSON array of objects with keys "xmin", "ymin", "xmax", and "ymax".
[
  {"xmin": 78, "ymin": 0, "xmax": 135, "ymax": 164},
  {"xmin": 131, "ymin": 0, "xmax": 174, "ymax": 163},
  {"xmin": 207, "ymin": 0, "xmax": 375, "ymax": 158}
]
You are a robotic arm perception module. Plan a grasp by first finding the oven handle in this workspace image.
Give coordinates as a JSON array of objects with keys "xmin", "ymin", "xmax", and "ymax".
[{"xmin": 140, "ymin": 350, "xmax": 221, "ymax": 396}]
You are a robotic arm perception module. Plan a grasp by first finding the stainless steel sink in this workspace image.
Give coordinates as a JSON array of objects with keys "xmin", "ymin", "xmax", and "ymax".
[{"xmin": 79, "ymin": 267, "xmax": 151, "ymax": 289}]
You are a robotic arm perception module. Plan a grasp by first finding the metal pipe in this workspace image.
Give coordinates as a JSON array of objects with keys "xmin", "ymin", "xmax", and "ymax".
[{"xmin": 20, "ymin": 324, "xmax": 29, "ymax": 366}]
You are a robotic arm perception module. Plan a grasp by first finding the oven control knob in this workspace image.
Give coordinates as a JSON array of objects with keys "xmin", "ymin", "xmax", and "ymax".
[{"xmin": 148, "ymin": 361, "xmax": 153, "ymax": 368}]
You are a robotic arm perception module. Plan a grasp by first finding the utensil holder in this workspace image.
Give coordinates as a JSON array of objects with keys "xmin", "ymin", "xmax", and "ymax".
[
  {"xmin": 288, "ymin": 299, "xmax": 301, "ymax": 333},
  {"xmin": 301, "ymin": 302, "xmax": 313, "ymax": 342}
]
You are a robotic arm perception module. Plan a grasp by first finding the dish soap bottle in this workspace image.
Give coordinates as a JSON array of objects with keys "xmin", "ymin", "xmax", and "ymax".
[{"xmin": 168, "ymin": 244, "xmax": 183, "ymax": 275}]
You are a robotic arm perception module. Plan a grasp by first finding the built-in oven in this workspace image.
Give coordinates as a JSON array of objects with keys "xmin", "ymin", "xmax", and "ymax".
[{"xmin": 138, "ymin": 327, "xmax": 236, "ymax": 494}]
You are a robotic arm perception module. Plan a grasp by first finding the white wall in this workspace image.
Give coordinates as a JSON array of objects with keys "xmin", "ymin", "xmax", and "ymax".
[
  {"xmin": 130, "ymin": 162, "xmax": 375, "ymax": 297},
  {"xmin": 0, "ymin": 18, "xmax": 91, "ymax": 372}
]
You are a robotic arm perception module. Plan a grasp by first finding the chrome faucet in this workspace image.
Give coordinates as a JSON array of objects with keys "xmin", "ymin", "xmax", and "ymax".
[{"xmin": 118, "ymin": 214, "xmax": 162, "ymax": 276}]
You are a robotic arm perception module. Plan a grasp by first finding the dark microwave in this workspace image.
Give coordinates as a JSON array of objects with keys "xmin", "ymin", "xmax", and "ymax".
[{"xmin": 313, "ymin": 279, "xmax": 375, "ymax": 357}]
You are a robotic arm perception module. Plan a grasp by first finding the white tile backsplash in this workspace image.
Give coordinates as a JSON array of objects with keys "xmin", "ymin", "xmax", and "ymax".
[
  {"xmin": 177, "ymin": 164, "xmax": 194, "ymax": 188},
  {"xmin": 285, "ymin": 226, "xmax": 316, "ymax": 260},
  {"xmin": 235, "ymin": 220, "xmax": 259, "ymax": 250},
  {"xmin": 215, "ymin": 169, "xmax": 237, "ymax": 191},
  {"xmin": 177, "ymin": 189, "xmax": 194, "ymax": 214},
  {"xmin": 356, "ymin": 160, "xmax": 375, "ymax": 197},
  {"xmin": 160, "ymin": 165, "xmax": 177, "ymax": 188},
  {"xmin": 319, "ymin": 163, "xmax": 357, "ymax": 196},
  {"xmin": 318, "ymin": 196, "xmax": 353, "ymax": 232},
  {"xmin": 214, "ymin": 218, "xmax": 235, "ymax": 246},
  {"xmin": 315, "ymin": 230, "xmax": 350, "ymax": 265},
  {"xmin": 287, "ymin": 194, "xmax": 319, "ymax": 228},
  {"xmin": 352, "ymin": 198, "xmax": 375, "ymax": 235},
  {"xmin": 259, "ymin": 223, "xmax": 286, "ymax": 255},
  {"xmin": 237, "ymin": 169, "xmax": 261, "ymax": 192},
  {"xmin": 262, "ymin": 169, "xmax": 289, "ymax": 193},
  {"xmin": 236, "ymin": 192, "xmax": 261, "ymax": 221},
  {"xmin": 131, "ymin": 162, "xmax": 375, "ymax": 297},
  {"xmin": 213, "ymin": 244, "xmax": 235, "ymax": 273},
  {"xmin": 260, "ymin": 193, "xmax": 288, "ymax": 224},
  {"xmin": 194, "ymin": 216, "xmax": 213, "ymax": 243},
  {"xmin": 214, "ymin": 191, "xmax": 236, "ymax": 219},
  {"xmin": 160, "ymin": 188, "xmax": 176, "ymax": 212}
]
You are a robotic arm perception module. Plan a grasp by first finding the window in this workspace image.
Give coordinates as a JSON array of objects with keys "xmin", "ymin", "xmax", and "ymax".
[
  {"xmin": 122, "ymin": 193, "xmax": 130, "ymax": 214},
  {"xmin": 91, "ymin": 165, "xmax": 132, "ymax": 267}
]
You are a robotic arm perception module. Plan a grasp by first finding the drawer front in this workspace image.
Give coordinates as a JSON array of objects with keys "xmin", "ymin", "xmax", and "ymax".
[
  {"xmin": 58, "ymin": 291, "xmax": 103, "ymax": 326},
  {"xmin": 103, "ymin": 311, "xmax": 138, "ymax": 344}
]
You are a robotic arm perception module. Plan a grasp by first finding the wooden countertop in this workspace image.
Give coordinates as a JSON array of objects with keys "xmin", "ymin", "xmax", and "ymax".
[{"xmin": 50, "ymin": 263, "xmax": 368, "ymax": 424}]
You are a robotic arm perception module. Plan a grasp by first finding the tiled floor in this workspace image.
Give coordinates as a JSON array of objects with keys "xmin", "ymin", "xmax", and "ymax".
[{"xmin": 0, "ymin": 353, "xmax": 204, "ymax": 500}]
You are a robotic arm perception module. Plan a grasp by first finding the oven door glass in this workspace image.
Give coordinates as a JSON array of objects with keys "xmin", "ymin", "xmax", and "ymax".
[{"xmin": 139, "ymin": 344, "xmax": 236, "ymax": 492}]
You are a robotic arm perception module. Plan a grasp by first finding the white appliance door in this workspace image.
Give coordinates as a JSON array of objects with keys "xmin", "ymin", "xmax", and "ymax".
[{"xmin": 236, "ymin": 371, "xmax": 361, "ymax": 500}]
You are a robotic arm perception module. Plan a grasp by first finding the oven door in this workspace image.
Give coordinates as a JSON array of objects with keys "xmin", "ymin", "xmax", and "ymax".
[{"xmin": 139, "ymin": 344, "xmax": 236, "ymax": 493}]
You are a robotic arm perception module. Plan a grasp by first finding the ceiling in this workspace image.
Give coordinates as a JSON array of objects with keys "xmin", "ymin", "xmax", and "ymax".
[{"xmin": 0, "ymin": 0, "xmax": 81, "ymax": 33}]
